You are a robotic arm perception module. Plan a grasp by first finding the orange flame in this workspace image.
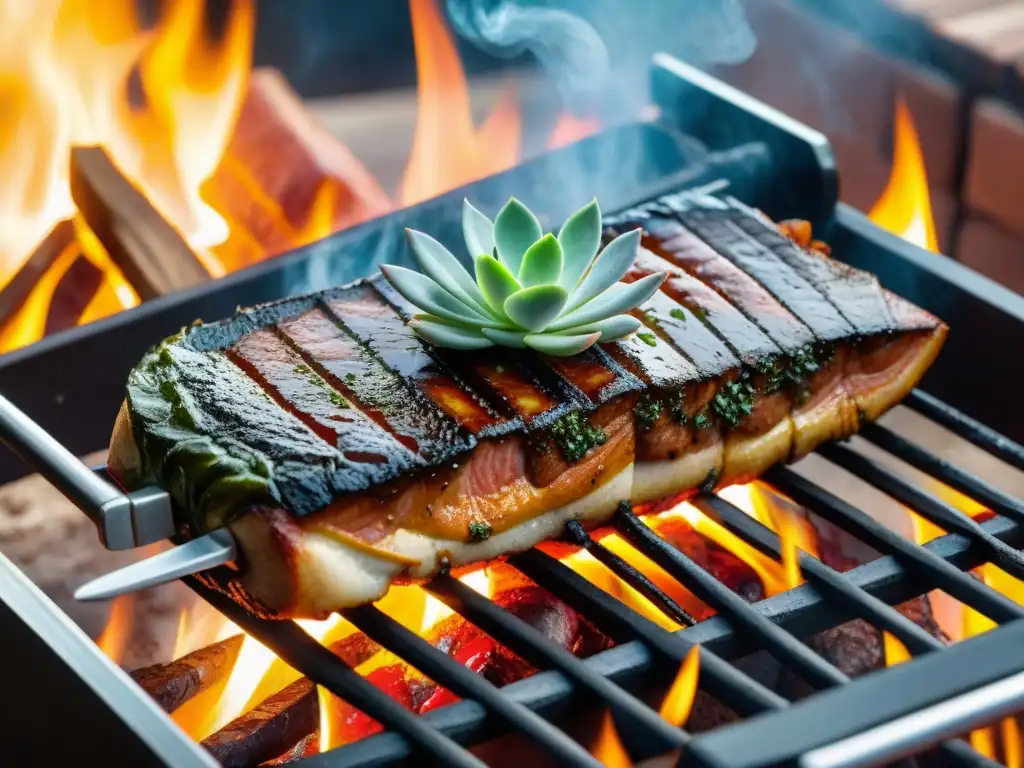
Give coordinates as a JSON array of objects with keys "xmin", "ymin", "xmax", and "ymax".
[
  {"xmin": 95, "ymin": 594, "xmax": 135, "ymax": 665},
  {"xmin": 592, "ymin": 710, "xmax": 632, "ymax": 768},
  {"xmin": 868, "ymin": 97, "xmax": 938, "ymax": 253},
  {"xmin": 659, "ymin": 646, "xmax": 701, "ymax": 728},
  {"xmin": 399, "ymin": 0, "xmax": 521, "ymax": 206}
]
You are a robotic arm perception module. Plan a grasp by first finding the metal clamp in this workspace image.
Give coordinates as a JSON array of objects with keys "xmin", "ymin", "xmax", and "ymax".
[{"xmin": 0, "ymin": 393, "xmax": 173, "ymax": 550}]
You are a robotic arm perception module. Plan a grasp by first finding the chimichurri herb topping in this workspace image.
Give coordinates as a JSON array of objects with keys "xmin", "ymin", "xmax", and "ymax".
[
  {"xmin": 693, "ymin": 407, "xmax": 712, "ymax": 431},
  {"xmin": 756, "ymin": 356, "xmax": 787, "ymax": 395},
  {"xmin": 635, "ymin": 395, "xmax": 663, "ymax": 431},
  {"xmin": 549, "ymin": 411, "xmax": 608, "ymax": 463},
  {"xmin": 636, "ymin": 331, "xmax": 658, "ymax": 347},
  {"xmin": 344, "ymin": 372, "xmax": 357, "ymax": 384},
  {"xmin": 667, "ymin": 390, "xmax": 688, "ymax": 424},
  {"xmin": 692, "ymin": 304, "xmax": 708, "ymax": 322},
  {"xmin": 669, "ymin": 308, "xmax": 687, "ymax": 322},
  {"xmin": 712, "ymin": 376, "xmax": 756, "ymax": 428},
  {"xmin": 468, "ymin": 520, "xmax": 493, "ymax": 542}
]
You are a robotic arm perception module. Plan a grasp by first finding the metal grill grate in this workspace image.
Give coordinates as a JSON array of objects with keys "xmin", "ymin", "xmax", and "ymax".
[{"xmin": 163, "ymin": 390, "xmax": 1024, "ymax": 768}]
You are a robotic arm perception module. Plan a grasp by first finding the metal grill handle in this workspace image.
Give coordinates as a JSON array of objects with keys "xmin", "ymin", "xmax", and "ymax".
[{"xmin": 0, "ymin": 392, "xmax": 173, "ymax": 549}]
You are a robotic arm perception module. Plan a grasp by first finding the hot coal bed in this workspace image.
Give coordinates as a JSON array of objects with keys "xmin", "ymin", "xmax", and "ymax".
[{"xmin": 1, "ymin": 56, "xmax": 1024, "ymax": 768}]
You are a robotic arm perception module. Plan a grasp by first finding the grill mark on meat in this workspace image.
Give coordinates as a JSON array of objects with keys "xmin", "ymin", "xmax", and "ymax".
[
  {"xmin": 726, "ymin": 200, "xmax": 896, "ymax": 336},
  {"xmin": 664, "ymin": 196, "xmax": 856, "ymax": 343},
  {"xmin": 276, "ymin": 307, "xmax": 469, "ymax": 461},
  {"xmin": 613, "ymin": 212, "xmax": 816, "ymax": 355},
  {"xmin": 608, "ymin": 326, "xmax": 702, "ymax": 391},
  {"xmin": 227, "ymin": 329, "xmax": 415, "ymax": 471},
  {"xmin": 628, "ymin": 247, "xmax": 782, "ymax": 368},
  {"xmin": 323, "ymin": 284, "xmax": 509, "ymax": 437},
  {"xmin": 540, "ymin": 346, "xmax": 643, "ymax": 405},
  {"xmin": 634, "ymin": 289, "xmax": 738, "ymax": 377}
]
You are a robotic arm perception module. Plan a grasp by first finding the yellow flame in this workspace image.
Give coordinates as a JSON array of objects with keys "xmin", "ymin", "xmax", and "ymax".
[
  {"xmin": 659, "ymin": 646, "xmax": 701, "ymax": 727},
  {"xmin": 95, "ymin": 594, "xmax": 135, "ymax": 665},
  {"xmin": 591, "ymin": 710, "xmax": 631, "ymax": 768},
  {"xmin": 869, "ymin": 97, "xmax": 938, "ymax": 253}
]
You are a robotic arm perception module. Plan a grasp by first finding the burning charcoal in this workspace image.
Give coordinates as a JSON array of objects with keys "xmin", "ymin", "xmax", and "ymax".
[
  {"xmin": 331, "ymin": 664, "xmax": 418, "ymax": 745},
  {"xmin": 200, "ymin": 632, "xmax": 379, "ymax": 766},
  {"xmin": 130, "ymin": 634, "xmax": 244, "ymax": 713}
]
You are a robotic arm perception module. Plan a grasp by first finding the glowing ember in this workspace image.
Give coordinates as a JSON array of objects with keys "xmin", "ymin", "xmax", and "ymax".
[
  {"xmin": 658, "ymin": 646, "xmax": 700, "ymax": 727},
  {"xmin": 399, "ymin": 0, "xmax": 521, "ymax": 206},
  {"xmin": 591, "ymin": 710, "xmax": 631, "ymax": 768},
  {"xmin": 95, "ymin": 593, "xmax": 135, "ymax": 664},
  {"xmin": 868, "ymin": 97, "xmax": 938, "ymax": 253}
]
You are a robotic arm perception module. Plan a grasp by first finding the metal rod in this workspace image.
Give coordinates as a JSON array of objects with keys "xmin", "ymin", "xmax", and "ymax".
[
  {"xmin": 563, "ymin": 520, "xmax": 696, "ymax": 627},
  {"xmin": 509, "ymin": 548, "xmax": 788, "ymax": 717},
  {"xmin": 610, "ymin": 509, "xmax": 847, "ymax": 691},
  {"xmin": 341, "ymin": 604, "xmax": 603, "ymax": 768},
  {"xmin": 764, "ymin": 467, "xmax": 1024, "ymax": 624},
  {"xmin": 907, "ymin": 390, "xmax": 1024, "ymax": 473},
  {"xmin": 697, "ymin": 494, "xmax": 946, "ymax": 656},
  {"xmin": 800, "ymin": 670, "xmax": 1024, "ymax": 768},
  {"xmin": 818, "ymin": 442, "xmax": 1024, "ymax": 580},
  {"xmin": 188, "ymin": 579, "xmax": 486, "ymax": 768},
  {"xmin": 0, "ymin": 392, "xmax": 135, "ymax": 548},
  {"xmin": 424, "ymin": 573, "xmax": 689, "ymax": 750},
  {"xmin": 859, "ymin": 421, "xmax": 1024, "ymax": 527}
]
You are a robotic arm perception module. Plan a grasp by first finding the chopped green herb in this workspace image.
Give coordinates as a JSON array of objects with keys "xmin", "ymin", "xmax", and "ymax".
[
  {"xmin": 549, "ymin": 411, "xmax": 608, "ymax": 463},
  {"xmin": 635, "ymin": 395, "xmax": 663, "ymax": 431},
  {"xmin": 693, "ymin": 407, "xmax": 712, "ymax": 431},
  {"xmin": 692, "ymin": 304, "xmax": 708, "ymax": 322},
  {"xmin": 667, "ymin": 390, "xmax": 688, "ymax": 423},
  {"xmin": 344, "ymin": 373, "xmax": 357, "ymax": 384},
  {"xmin": 756, "ymin": 356, "xmax": 787, "ymax": 395},
  {"xmin": 637, "ymin": 331, "xmax": 658, "ymax": 347},
  {"xmin": 293, "ymin": 363, "xmax": 311, "ymax": 375},
  {"xmin": 468, "ymin": 520, "xmax": 493, "ymax": 542},
  {"xmin": 712, "ymin": 376, "xmax": 756, "ymax": 428},
  {"xmin": 328, "ymin": 391, "xmax": 349, "ymax": 408},
  {"xmin": 669, "ymin": 308, "xmax": 687, "ymax": 322}
]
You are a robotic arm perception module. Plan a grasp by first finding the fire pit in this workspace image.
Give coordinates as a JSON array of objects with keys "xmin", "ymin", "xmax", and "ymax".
[{"xmin": 1, "ymin": 2, "xmax": 1023, "ymax": 767}]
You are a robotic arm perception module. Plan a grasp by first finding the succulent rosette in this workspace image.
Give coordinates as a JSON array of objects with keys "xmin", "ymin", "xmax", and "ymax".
[{"xmin": 381, "ymin": 197, "xmax": 667, "ymax": 356}]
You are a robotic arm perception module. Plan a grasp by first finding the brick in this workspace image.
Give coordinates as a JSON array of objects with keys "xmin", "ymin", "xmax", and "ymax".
[
  {"xmin": 957, "ymin": 214, "xmax": 1024, "ymax": 293},
  {"xmin": 719, "ymin": 0, "xmax": 898, "ymax": 153},
  {"xmin": 965, "ymin": 97, "xmax": 1024, "ymax": 238}
]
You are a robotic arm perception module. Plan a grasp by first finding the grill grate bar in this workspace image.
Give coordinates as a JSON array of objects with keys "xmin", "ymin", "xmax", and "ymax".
[
  {"xmin": 185, "ymin": 579, "xmax": 487, "ymax": 768},
  {"xmin": 859, "ymin": 422, "xmax": 1024, "ymax": 527},
  {"xmin": 907, "ymin": 390, "xmax": 1024, "ymax": 472},
  {"xmin": 764, "ymin": 467, "xmax": 1024, "ymax": 623},
  {"xmin": 509, "ymin": 548, "xmax": 787, "ymax": 716},
  {"xmin": 340, "ymin": 604, "xmax": 602, "ymax": 768},
  {"xmin": 562, "ymin": 520, "xmax": 697, "ymax": 626},
  {"xmin": 818, "ymin": 442, "xmax": 1024, "ymax": 580},
  {"xmin": 423, "ymin": 573, "xmax": 690, "ymax": 750},
  {"xmin": 698, "ymin": 494, "xmax": 947, "ymax": 656},
  {"xmin": 608, "ymin": 508, "xmax": 846, "ymax": 691},
  {"xmin": 696, "ymin": 495, "xmax": 1004, "ymax": 767}
]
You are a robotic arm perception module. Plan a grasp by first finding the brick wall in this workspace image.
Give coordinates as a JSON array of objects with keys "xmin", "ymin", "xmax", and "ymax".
[{"xmin": 712, "ymin": 0, "xmax": 1024, "ymax": 291}]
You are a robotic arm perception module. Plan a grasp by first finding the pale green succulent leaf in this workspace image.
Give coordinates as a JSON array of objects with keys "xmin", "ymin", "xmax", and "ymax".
[
  {"xmin": 525, "ymin": 331, "xmax": 601, "ymax": 356},
  {"xmin": 381, "ymin": 265, "xmax": 504, "ymax": 328},
  {"xmin": 409, "ymin": 316, "xmax": 494, "ymax": 350},
  {"xmin": 518, "ymin": 234, "xmax": 563, "ymax": 288},
  {"xmin": 562, "ymin": 313, "xmax": 641, "ymax": 342},
  {"xmin": 494, "ymin": 197, "xmax": 542, "ymax": 275},
  {"xmin": 565, "ymin": 228, "xmax": 642, "ymax": 313},
  {"xmin": 550, "ymin": 272, "xmax": 666, "ymax": 331},
  {"xmin": 463, "ymin": 199, "xmax": 495, "ymax": 258},
  {"xmin": 481, "ymin": 327, "xmax": 529, "ymax": 348},
  {"xmin": 475, "ymin": 254, "xmax": 520, "ymax": 318},
  {"xmin": 557, "ymin": 198, "xmax": 601, "ymax": 290},
  {"xmin": 406, "ymin": 228, "xmax": 496, "ymax": 319},
  {"xmin": 504, "ymin": 284, "xmax": 569, "ymax": 331}
]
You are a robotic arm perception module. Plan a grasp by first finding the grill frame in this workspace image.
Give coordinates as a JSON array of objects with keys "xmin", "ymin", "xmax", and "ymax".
[{"xmin": 0, "ymin": 53, "xmax": 1023, "ymax": 767}]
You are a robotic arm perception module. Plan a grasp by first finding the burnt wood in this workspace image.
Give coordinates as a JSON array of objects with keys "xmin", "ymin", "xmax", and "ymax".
[
  {"xmin": 0, "ymin": 220, "xmax": 75, "ymax": 327},
  {"xmin": 130, "ymin": 634, "xmax": 244, "ymax": 713},
  {"xmin": 69, "ymin": 146, "xmax": 211, "ymax": 301}
]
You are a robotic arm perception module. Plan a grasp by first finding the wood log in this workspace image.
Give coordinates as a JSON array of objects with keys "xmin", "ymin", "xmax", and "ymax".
[
  {"xmin": 69, "ymin": 146, "xmax": 210, "ymax": 300},
  {"xmin": 204, "ymin": 68, "xmax": 392, "ymax": 263},
  {"xmin": 0, "ymin": 220, "xmax": 76, "ymax": 326},
  {"xmin": 45, "ymin": 252, "xmax": 102, "ymax": 335},
  {"xmin": 200, "ymin": 632, "xmax": 379, "ymax": 767},
  {"xmin": 130, "ymin": 634, "xmax": 244, "ymax": 713}
]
